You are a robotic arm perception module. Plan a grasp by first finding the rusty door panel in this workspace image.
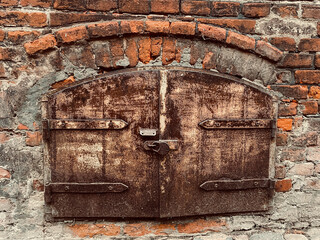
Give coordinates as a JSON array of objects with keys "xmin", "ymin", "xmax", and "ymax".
[
  {"xmin": 159, "ymin": 70, "xmax": 273, "ymax": 218},
  {"xmin": 46, "ymin": 70, "xmax": 160, "ymax": 218}
]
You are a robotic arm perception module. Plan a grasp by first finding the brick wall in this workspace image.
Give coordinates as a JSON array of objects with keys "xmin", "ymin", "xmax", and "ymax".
[{"xmin": 0, "ymin": 0, "xmax": 320, "ymax": 239}]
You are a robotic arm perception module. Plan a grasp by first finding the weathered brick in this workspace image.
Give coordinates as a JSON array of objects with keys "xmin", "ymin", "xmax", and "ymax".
[
  {"xmin": 271, "ymin": 85, "xmax": 308, "ymax": 99},
  {"xmin": 27, "ymin": 12, "xmax": 47, "ymax": 27},
  {"xmin": 181, "ymin": 1, "xmax": 210, "ymax": 16},
  {"xmin": 109, "ymin": 39, "xmax": 125, "ymax": 67},
  {"xmin": 302, "ymin": 4, "xmax": 320, "ymax": 19},
  {"xmin": 279, "ymin": 102, "xmax": 297, "ymax": 116},
  {"xmin": 270, "ymin": 37, "xmax": 296, "ymax": 52},
  {"xmin": 306, "ymin": 179, "xmax": 320, "ymax": 190},
  {"xmin": 318, "ymin": 22, "xmax": 320, "ymax": 36},
  {"xmin": 55, "ymin": 26, "xmax": 88, "ymax": 43},
  {"xmin": 121, "ymin": 21, "xmax": 144, "ymax": 34},
  {"xmin": 202, "ymin": 52, "xmax": 216, "ymax": 70},
  {"xmin": 124, "ymin": 223, "xmax": 151, "ymax": 237},
  {"xmin": 275, "ymin": 179, "xmax": 292, "ymax": 192},
  {"xmin": 33, "ymin": 179, "xmax": 44, "ymax": 191},
  {"xmin": 279, "ymin": 54, "xmax": 313, "ymax": 68},
  {"xmin": 280, "ymin": 148, "xmax": 306, "ymax": 162},
  {"xmin": 162, "ymin": 38, "xmax": 176, "ymax": 65},
  {"xmin": 226, "ymin": 31, "xmax": 255, "ymax": 50},
  {"xmin": 138, "ymin": 37, "xmax": 151, "ymax": 64},
  {"xmin": 26, "ymin": 131, "xmax": 42, "ymax": 146},
  {"xmin": 275, "ymin": 165, "xmax": 286, "ymax": 178},
  {"xmin": 309, "ymin": 86, "xmax": 320, "ymax": 99},
  {"xmin": 17, "ymin": 123, "xmax": 28, "ymax": 130},
  {"xmin": 272, "ymin": 4, "xmax": 298, "ymax": 18},
  {"xmin": 53, "ymin": 0, "xmax": 86, "ymax": 10},
  {"xmin": 275, "ymin": 71, "xmax": 292, "ymax": 84},
  {"xmin": 0, "ymin": 0, "xmax": 18, "ymax": 7},
  {"xmin": 177, "ymin": 219, "xmax": 226, "ymax": 233},
  {"xmin": 151, "ymin": 37, "xmax": 162, "ymax": 58},
  {"xmin": 255, "ymin": 40, "xmax": 283, "ymax": 62},
  {"xmin": 211, "ymin": 2, "xmax": 240, "ymax": 17},
  {"xmin": 86, "ymin": 0, "xmax": 117, "ymax": 11},
  {"xmin": 150, "ymin": 223, "xmax": 175, "ymax": 236},
  {"xmin": 0, "ymin": 30, "xmax": 4, "ymax": 41},
  {"xmin": 92, "ymin": 42, "xmax": 112, "ymax": 68},
  {"xmin": 295, "ymin": 70, "xmax": 320, "ymax": 84},
  {"xmin": 145, "ymin": 21, "xmax": 170, "ymax": 33},
  {"xmin": 198, "ymin": 24, "xmax": 226, "ymax": 42},
  {"xmin": 20, "ymin": 0, "xmax": 52, "ymax": 7},
  {"xmin": 307, "ymin": 147, "xmax": 320, "ymax": 162},
  {"xmin": 24, "ymin": 34, "xmax": 57, "ymax": 55},
  {"xmin": 289, "ymin": 163, "xmax": 314, "ymax": 176},
  {"xmin": 291, "ymin": 132, "xmax": 318, "ymax": 147},
  {"xmin": 242, "ymin": 3, "xmax": 271, "ymax": 18},
  {"xmin": 0, "ymin": 132, "xmax": 9, "ymax": 143},
  {"xmin": 315, "ymin": 54, "xmax": 320, "ymax": 68},
  {"xmin": 125, "ymin": 38, "xmax": 138, "ymax": 67},
  {"xmin": 69, "ymin": 224, "xmax": 121, "ymax": 238},
  {"xmin": 50, "ymin": 13, "xmax": 109, "ymax": 27},
  {"xmin": 170, "ymin": 22, "xmax": 196, "ymax": 35},
  {"xmin": 151, "ymin": 0, "xmax": 179, "ymax": 14},
  {"xmin": 7, "ymin": 30, "xmax": 40, "ymax": 43},
  {"xmin": 51, "ymin": 76, "xmax": 75, "ymax": 89},
  {"xmin": 277, "ymin": 118, "xmax": 293, "ymax": 131},
  {"xmin": 301, "ymin": 101, "xmax": 318, "ymax": 115},
  {"xmin": 197, "ymin": 19, "xmax": 255, "ymax": 34},
  {"xmin": 299, "ymin": 38, "xmax": 320, "ymax": 52},
  {"xmin": 0, "ymin": 47, "xmax": 12, "ymax": 60},
  {"xmin": 0, "ymin": 11, "xmax": 47, "ymax": 27},
  {"xmin": 0, "ymin": 167, "xmax": 10, "ymax": 179},
  {"xmin": 87, "ymin": 22, "xmax": 119, "ymax": 38},
  {"xmin": 119, "ymin": 0, "xmax": 149, "ymax": 14},
  {"xmin": 0, "ymin": 63, "xmax": 5, "ymax": 78}
]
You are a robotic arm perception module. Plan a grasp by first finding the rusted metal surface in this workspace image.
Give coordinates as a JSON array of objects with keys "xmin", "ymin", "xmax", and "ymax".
[{"xmin": 44, "ymin": 68, "xmax": 275, "ymax": 219}]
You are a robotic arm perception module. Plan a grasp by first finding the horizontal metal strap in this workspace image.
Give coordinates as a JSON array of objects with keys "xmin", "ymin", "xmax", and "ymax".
[
  {"xmin": 47, "ymin": 183, "xmax": 129, "ymax": 193},
  {"xmin": 49, "ymin": 119, "xmax": 128, "ymax": 130},
  {"xmin": 199, "ymin": 119, "xmax": 274, "ymax": 129},
  {"xmin": 200, "ymin": 179, "xmax": 274, "ymax": 191}
]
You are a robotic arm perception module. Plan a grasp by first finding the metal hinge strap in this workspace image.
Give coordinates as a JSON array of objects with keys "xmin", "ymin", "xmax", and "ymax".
[
  {"xmin": 199, "ymin": 119, "xmax": 274, "ymax": 129},
  {"xmin": 48, "ymin": 119, "xmax": 128, "ymax": 130},
  {"xmin": 200, "ymin": 179, "xmax": 273, "ymax": 191},
  {"xmin": 47, "ymin": 183, "xmax": 129, "ymax": 193}
]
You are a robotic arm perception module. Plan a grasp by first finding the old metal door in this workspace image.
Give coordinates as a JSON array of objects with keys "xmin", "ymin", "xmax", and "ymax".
[
  {"xmin": 44, "ymin": 68, "xmax": 275, "ymax": 219},
  {"xmin": 44, "ymin": 70, "xmax": 160, "ymax": 218}
]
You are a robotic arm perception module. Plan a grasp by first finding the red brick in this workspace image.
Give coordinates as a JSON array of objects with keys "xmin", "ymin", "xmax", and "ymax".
[
  {"xmin": 121, "ymin": 21, "xmax": 144, "ymax": 34},
  {"xmin": 17, "ymin": 123, "xmax": 28, "ymax": 130},
  {"xmin": 275, "ymin": 165, "xmax": 286, "ymax": 179},
  {"xmin": 301, "ymin": 101, "xmax": 318, "ymax": 115},
  {"xmin": 302, "ymin": 4, "xmax": 320, "ymax": 19},
  {"xmin": 145, "ymin": 21, "xmax": 170, "ymax": 33},
  {"xmin": 269, "ymin": 37, "xmax": 296, "ymax": 51},
  {"xmin": 119, "ymin": 0, "xmax": 150, "ymax": 14},
  {"xmin": 0, "ymin": 63, "xmax": 5, "ymax": 78},
  {"xmin": 181, "ymin": 1, "xmax": 210, "ymax": 16},
  {"xmin": 27, "ymin": 12, "xmax": 47, "ymax": 27},
  {"xmin": 0, "ymin": 0, "xmax": 18, "ymax": 6},
  {"xmin": 53, "ymin": 0, "xmax": 86, "ymax": 10},
  {"xmin": 138, "ymin": 37, "xmax": 151, "ymax": 64},
  {"xmin": 87, "ymin": 22, "xmax": 119, "ymax": 38},
  {"xmin": 255, "ymin": 40, "xmax": 283, "ymax": 62},
  {"xmin": 26, "ymin": 131, "xmax": 42, "ymax": 146},
  {"xmin": 295, "ymin": 70, "xmax": 320, "ymax": 84},
  {"xmin": 151, "ymin": 37, "xmax": 162, "ymax": 58},
  {"xmin": 279, "ymin": 54, "xmax": 313, "ymax": 68},
  {"xmin": 24, "ymin": 34, "xmax": 57, "ymax": 55},
  {"xmin": 0, "ymin": 11, "xmax": 47, "ymax": 27},
  {"xmin": 0, "ymin": 167, "xmax": 10, "ymax": 179},
  {"xmin": 202, "ymin": 52, "xmax": 216, "ymax": 70},
  {"xmin": 243, "ymin": 3, "xmax": 271, "ymax": 18},
  {"xmin": 69, "ymin": 224, "xmax": 121, "ymax": 238},
  {"xmin": 0, "ymin": 48, "xmax": 12, "ymax": 60},
  {"xmin": 56, "ymin": 26, "xmax": 88, "ymax": 43},
  {"xmin": 0, "ymin": 132, "xmax": 9, "ymax": 143},
  {"xmin": 277, "ymin": 118, "xmax": 293, "ymax": 131},
  {"xmin": 211, "ymin": 2, "xmax": 240, "ymax": 17},
  {"xmin": 33, "ymin": 179, "xmax": 44, "ymax": 191},
  {"xmin": 279, "ymin": 102, "xmax": 297, "ymax": 116},
  {"xmin": 177, "ymin": 219, "xmax": 226, "ymax": 234},
  {"xmin": 162, "ymin": 38, "xmax": 176, "ymax": 65},
  {"xmin": 276, "ymin": 133, "xmax": 288, "ymax": 146},
  {"xmin": 309, "ymin": 86, "xmax": 320, "ymax": 99},
  {"xmin": 315, "ymin": 54, "xmax": 320, "ymax": 68},
  {"xmin": 170, "ymin": 22, "xmax": 196, "ymax": 35},
  {"xmin": 151, "ymin": 0, "xmax": 179, "ymax": 14},
  {"xmin": 226, "ymin": 31, "xmax": 255, "ymax": 50},
  {"xmin": 86, "ymin": 0, "xmax": 117, "ymax": 11},
  {"xmin": 318, "ymin": 22, "xmax": 320, "ymax": 36},
  {"xmin": 20, "ymin": 0, "xmax": 52, "ymax": 7},
  {"xmin": 272, "ymin": 4, "xmax": 298, "ymax": 18},
  {"xmin": 51, "ymin": 76, "xmax": 75, "ymax": 89},
  {"xmin": 124, "ymin": 223, "xmax": 151, "ymax": 237},
  {"xmin": 50, "ymin": 13, "xmax": 108, "ymax": 27},
  {"xmin": 109, "ymin": 39, "xmax": 124, "ymax": 67},
  {"xmin": 299, "ymin": 38, "xmax": 320, "ymax": 52},
  {"xmin": 7, "ymin": 30, "xmax": 40, "ymax": 43},
  {"xmin": 197, "ymin": 18, "xmax": 255, "ymax": 34},
  {"xmin": 150, "ymin": 223, "xmax": 175, "ymax": 236},
  {"xmin": 198, "ymin": 24, "xmax": 226, "ymax": 42},
  {"xmin": 275, "ymin": 179, "xmax": 292, "ymax": 192},
  {"xmin": 0, "ymin": 30, "xmax": 4, "ymax": 41},
  {"xmin": 125, "ymin": 39, "xmax": 138, "ymax": 67}
]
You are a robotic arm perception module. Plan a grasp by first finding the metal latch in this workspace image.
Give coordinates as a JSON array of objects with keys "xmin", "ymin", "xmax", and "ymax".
[
  {"xmin": 140, "ymin": 128, "xmax": 157, "ymax": 137},
  {"xmin": 144, "ymin": 141, "xmax": 170, "ymax": 155}
]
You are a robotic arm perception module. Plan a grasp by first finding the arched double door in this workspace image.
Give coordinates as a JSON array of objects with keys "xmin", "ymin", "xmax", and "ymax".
[{"xmin": 43, "ymin": 68, "xmax": 275, "ymax": 219}]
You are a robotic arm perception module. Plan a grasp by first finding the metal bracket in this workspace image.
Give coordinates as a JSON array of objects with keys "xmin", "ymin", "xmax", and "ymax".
[{"xmin": 140, "ymin": 128, "xmax": 157, "ymax": 137}]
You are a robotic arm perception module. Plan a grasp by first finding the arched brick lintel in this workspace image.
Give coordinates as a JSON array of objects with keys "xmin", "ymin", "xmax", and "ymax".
[{"xmin": 24, "ymin": 20, "xmax": 283, "ymax": 63}]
